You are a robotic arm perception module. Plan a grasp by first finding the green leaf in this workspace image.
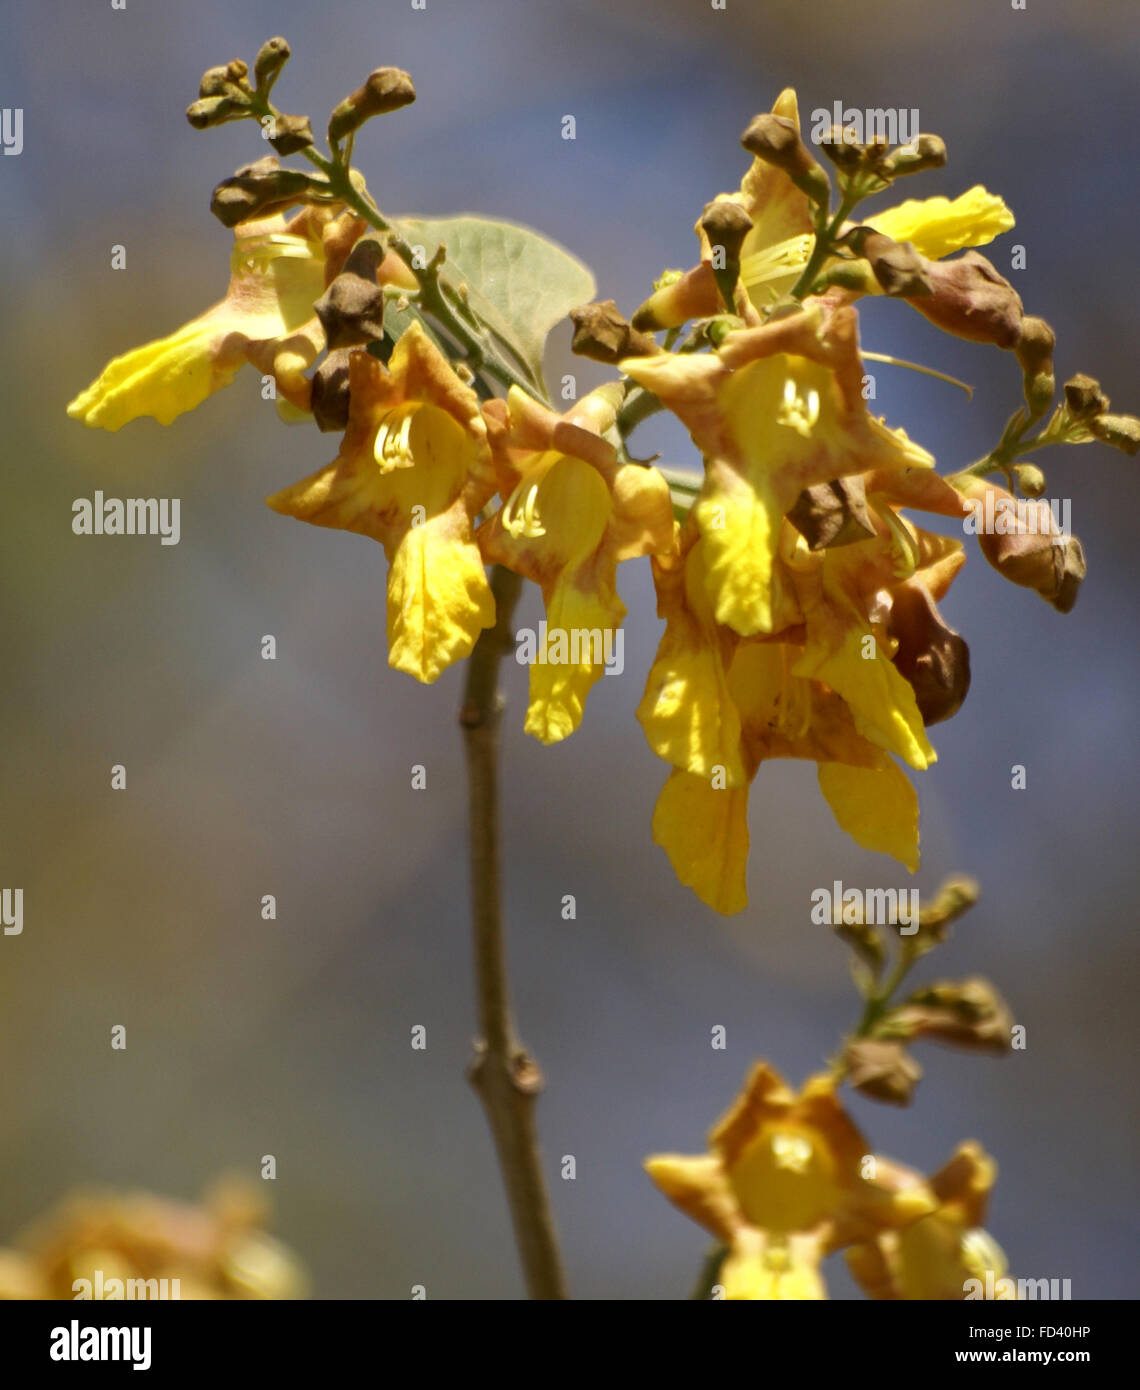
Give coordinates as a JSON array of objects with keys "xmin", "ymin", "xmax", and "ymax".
[{"xmin": 396, "ymin": 214, "xmax": 595, "ymax": 392}]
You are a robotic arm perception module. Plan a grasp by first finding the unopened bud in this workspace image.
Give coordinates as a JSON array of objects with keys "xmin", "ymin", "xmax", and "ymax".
[
  {"xmin": 1014, "ymin": 316, "xmax": 1055, "ymax": 375},
  {"xmin": 740, "ymin": 113, "xmax": 830, "ymax": 206},
  {"xmin": 788, "ymin": 476, "xmax": 875, "ymax": 550},
  {"xmin": 1014, "ymin": 463, "xmax": 1047, "ymax": 497},
  {"xmin": 187, "ymin": 96, "xmax": 249, "ymax": 130},
  {"xmin": 199, "ymin": 66, "xmax": 237, "ymax": 99},
  {"xmin": 906, "ymin": 250, "xmax": 1023, "ymax": 348},
  {"xmin": 314, "ymin": 241, "xmax": 387, "ymax": 349},
  {"xmin": 889, "ymin": 978, "xmax": 1013, "ymax": 1053},
  {"xmin": 915, "ymin": 875, "xmax": 980, "ymax": 946},
  {"xmin": 848, "ymin": 227, "xmax": 931, "ymax": 298},
  {"xmin": 631, "ymin": 263, "xmax": 719, "ymax": 331},
  {"xmin": 881, "ymin": 133, "xmax": 947, "ymax": 177},
  {"xmin": 699, "ymin": 200, "xmax": 753, "ymax": 262},
  {"xmin": 209, "ymin": 157, "xmax": 319, "ymax": 228},
  {"xmin": 1024, "ymin": 370, "xmax": 1055, "ymax": 416},
  {"xmin": 1064, "ymin": 373, "xmax": 1109, "ymax": 418},
  {"xmin": 268, "ymin": 113, "xmax": 314, "ymax": 157},
  {"xmin": 328, "ymin": 67, "xmax": 416, "ymax": 142},
  {"xmin": 311, "ymin": 347, "xmax": 355, "ymax": 433},
  {"xmin": 817, "ymin": 126, "xmax": 865, "ymax": 173},
  {"xmin": 888, "ymin": 582, "xmax": 971, "ymax": 727},
  {"xmin": 962, "ymin": 479, "xmax": 1086, "ymax": 612},
  {"xmin": 844, "ymin": 1039, "xmax": 923, "ymax": 1106},
  {"xmin": 254, "ymin": 37, "xmax": 291, "ymax": 91},
  {"xmin": 1088, "ymin": 412, "xmax": 1140, "ymax": 455},
  {"xmin": 568, "ymin": 300, "xmax": 657, "ymax": 363}
]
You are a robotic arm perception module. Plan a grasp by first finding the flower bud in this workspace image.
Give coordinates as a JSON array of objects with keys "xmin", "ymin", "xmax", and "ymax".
[
  {"xmin": 905, "ymin": 250, "xmax": 1023, "ymax": 348},
  {"xmin": 787, "ymin": 476, "xmax": 875, "ymax": 550},
  {"xmin": 1014, "ymin": 462, "xmax": 1047, "ymax": 497},
  {"xmin": 844, "ymin": 1039, "xmax": 923, "ymax": 1106},
  {"xmin": 888, "ymin": 581, "xmax": 971, "ymax": 726},
  {"xmin": 311, "ymin": 347, "xmax": 355, "ymax": 433},
  {"xmin": 199, "ymin": 66, "xmax": 237, "ymax": 98},
  {"xmin": 209, "ymin": 157, "xmax": 320, "ymax": 228},
  {"xmin": 186, "ymin": 96, "xmax": 249, "ymax": 130},
  {"xmin": 569, "ymin": 300, "xmax": 658, "ymax": 363},
  {"xmin": 314, "ymin": 241, "xmax": 387, "ymax": 350},
  {"xmin": 699, "ymin": 200, "xmax": 754, "ymax": 312},
  {"xmin": 328, "ymin": 67, "xmax": 416, "ymax": 142},
  {"xmin": 1088, "ymin": 412, "xmax": 1140, "ymax": 455},
  {"xmin": 1014, "ymin": 316, "xmax": 1055, "ymax": 375},
  {"xmin": 740, "ymin": 113, "xmax": 830, "ymax": 206},
  {"xmin": 631, "ymin": 263, "xmax": 719, "ymax": 331},
  {"xmin": 915, "ymin": 875, "xmax": 980, "ymax": 946},
  {"xmin": 846, "ymin": 228, "xmax": 931, "ymax": 298},
  {"xmin": 961, "ymin": 479, "xmax": 1086, "ymax": 612},
  {"xmin": 1064, "ymin": 373, "xmax": 1109, "ymax": 418},
  {"xmin": 889, "ymin": 978, "xmax": 1012, "ymax": 1053},
  {"xmin": 880, "ymin": 133, "xmax": 947, "ymax": 177},
  {"xmin": 254, "ymin": 37, "xmax": 291, "ymax": 92},
  {"xmin": 268, "ymin": 113, "xmax": 314, "ymax": 157}
]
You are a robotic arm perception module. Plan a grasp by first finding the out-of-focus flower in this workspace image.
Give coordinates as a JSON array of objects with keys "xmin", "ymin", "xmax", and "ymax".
[
  {"xmin": 646, "ymin": 1063, "xmax": 935, "ymax": 1299},
  {"xmin": 267, "ymin": 321, "xmax": 498, "ymax": 683},
  {"xmin": 0, "ymin": 1177, "xmax": 307, "ymax": 1300},
  {"xmin": 847, "ymin": 1142, "xmax": 1013, "ymax": 1300},
  {"xmin": 68, "ymin": 206, "xmax": 366, "ymax": 429},
  {"xmin": 477, "ymin": 384, "xmax": 674, "ymax": 743}
]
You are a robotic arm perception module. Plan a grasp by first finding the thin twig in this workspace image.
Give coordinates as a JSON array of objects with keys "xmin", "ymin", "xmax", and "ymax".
[{"xmin": 459, "ymin": 565, "xmax": 568, "ymax": 1300}]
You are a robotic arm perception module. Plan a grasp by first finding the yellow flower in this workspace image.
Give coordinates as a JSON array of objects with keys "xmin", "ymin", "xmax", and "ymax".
[
  {"xmin": 641, "ymin": 469, "xmax": 971, "ymax": 913},
  {"xmin": 634, "ymin": 87, "xmax": 1014, "ymax": 326},
  {"xmin": 847, "ymin": 1142, "xmax": 1014, "ymax": 1300},
  {"xmin": 623, "ymin": 301, "xmax": 933, "ymax": 638},
  {"xmin": 266, "ymin": 321, "xmax": 497, "ymax": 684},
  {"xmin": 646, "ymin": 1063, "xmax": 935, "ymax": 1300},
  {"xmin": 0, "ymin": 1177, "xmax": 306, "ymax": 1301},
  {"xmin": 477, "ymin": 385, "xmax": 674, "ymax": 744},
  {"xmin": 67, "ymin": 206, "xmax": 364, "ymax": 430}
]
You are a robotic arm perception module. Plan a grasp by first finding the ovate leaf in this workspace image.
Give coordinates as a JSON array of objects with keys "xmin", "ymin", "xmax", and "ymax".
[{"xmin": 396, "ymin": 214, "xmax": 595, "ymax": 391}]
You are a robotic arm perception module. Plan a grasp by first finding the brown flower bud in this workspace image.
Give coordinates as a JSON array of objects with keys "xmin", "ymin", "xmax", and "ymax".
[
  {"xmin": 740, "ymin": 113, "xmax": 830, "ymax": 205},
  {"xmin": 328, "ymin": 67, "xmax": 416, "ymax": 142},
  {"xmin": 699, "ymin": 200, "xmax": 754, "ymax": 263},
  {"xmin": 888, "ymin": 581, "xmax": 971, "ymax": 726},
  {"xmin": 254, "ymin": 37, "xmax": 291, "ymax": 91},
  {"xmin": 962, "ymin": 479, "xmax": 1086, "ymax": 613},
  {"xmin": 209, "ymin": 157, "xmax": 320, "ymax": 228},
  {"xmin": 905, "ymin": 251, "xmax": 1023, "ymax": 349},
  {"xmin": 845, "ymin": 1039, "xmax": 923, "ymax": 1106},
  {"xmin": 310, "ymin": 347, "xmax": 355, "ymax": 433},
  {"xmin": 915, "ymin": 875, "xmax": 980, "ymax": 946},
  {"xmin": 186, "ymin": 96, "xmax": 248, "ymax": 130},
  {"xmin": 889, "ymin": 978, "xmax": 1013, "ymax": 1054},
  {"xmin": 268, "ymin": 113, "xmax": 314, "ymax": 157},
  {"xmin": 817, "ymin": 126, "xmax": 864, "ymax": 173},
  {"xmin": 631, "ymin": 263, "xmax": 719, "ymax": 332},
  {"xmin": 1064, "ymin": 373, "xmax": 1109, "ymax": 418},
  {"xmin": 314, "ymin": 240, "xmax": 387, "ymax": 350},
  {"xmin": 1088, "ymin": 412, "xmax": 1140, "ymax": 455},
  {"xmin": 569, "ymin": 300, "xmax": 658, "ymax": 363},
  {"xmin": 788, "ymin": 476, "xmax": 875, "ymax": 550},
  {"xmin": 880, "ymin": 133, "xmax": 947, "ymax": 177},
  {"xmin": 847, "ymin": 228, "xmax": 931, "ymax": 298}
]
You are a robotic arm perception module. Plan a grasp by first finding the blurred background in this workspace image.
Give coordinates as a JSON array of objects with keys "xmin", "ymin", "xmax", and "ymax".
[{"xmin": 1, "ymin": 0, "xmax": 1137, "ymax": 1299}]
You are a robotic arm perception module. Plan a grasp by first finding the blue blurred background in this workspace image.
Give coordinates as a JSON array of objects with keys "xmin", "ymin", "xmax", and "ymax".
[{"xmin": 0, "ymin": 0, "xmax": 1137, "ymax": 1298}]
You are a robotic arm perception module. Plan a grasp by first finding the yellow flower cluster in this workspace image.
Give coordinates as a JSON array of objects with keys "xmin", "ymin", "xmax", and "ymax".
[
  {"xmin": 647, "ymin": 1062, "xmax": 1012, "ymax": 1301},
  {"xmin": 0, "ymin": 1178, "xmax": 306, "ymax": 1300}
]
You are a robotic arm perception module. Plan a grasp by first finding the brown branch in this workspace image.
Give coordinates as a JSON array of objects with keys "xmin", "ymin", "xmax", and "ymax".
[{"xmin": 459, "ymin": 564, "xmax": 568, "ymax": 1300}]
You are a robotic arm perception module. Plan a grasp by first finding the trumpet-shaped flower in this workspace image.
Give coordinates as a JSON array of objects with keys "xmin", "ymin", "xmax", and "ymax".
[
  {"xmin": 846, "ymin": 1142, "xmax": 1013, "ymax": 1300},
  {"xmin": 646, "ymin": 1063, "xmax": 936, "ymax": 1300},
  {"xmin": 266, "ymin": 322, "xmax": 496, "ymax": 683},
  {"xmin": 623, "ymin": 302, "xmax": 934, "ymax": 638},
  {"xmin": 477, "ymin": 385, "xmax": 674, "ymax": 744},
  {"xmin": 640, "ymin": 469, "xmax": 970, "ymax": 913},
  {"xmin": 67, "ymin": 206, "xmax": 364, "ymax": 430}
]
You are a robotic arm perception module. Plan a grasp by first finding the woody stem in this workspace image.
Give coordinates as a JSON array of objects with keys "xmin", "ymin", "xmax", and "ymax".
[{"xmin": 459, "ymin": 564, "xmax": 569, "ymax": 1300}]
